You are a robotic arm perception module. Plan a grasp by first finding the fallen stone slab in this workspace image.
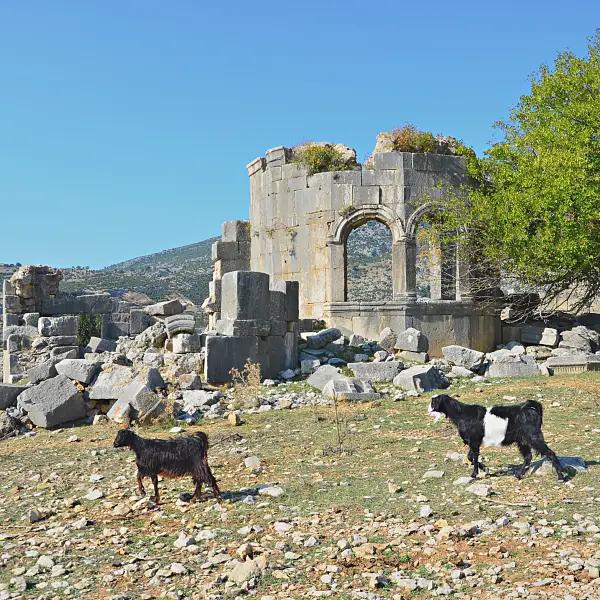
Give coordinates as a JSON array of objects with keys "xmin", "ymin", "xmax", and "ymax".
[
  {"xmin": 49, "ymin": 346, "xmax": 79, "ymax": 360},
  {"xmin": 2, "ymin": 325, "xmax": 38, "ymax": 343},
  {"xmin": 322, "ymin": 377, "xmax": 380, "ymax": 401},
  {"xmin": 46, "ymin": 335, "xmax": 79, "ymax": 347},
  {"xmin": 55, "ymin": 359, "xmax": 100, "ymax": 385},
  {"xmin": 172, "ymin": 332, "xmax": 202, "ymax": 354},
  {"xmin": 26, "ymin": 358, "xmax": 60, "ymax": 385},
  {"xmin": 88, "ymin": 365, "xmax": 134, "ymax": 400},
  {"xmin": 145, "ymin": 299, "xmax": 185, "ymax": 317},
  {"xmin": 442, "ymin": 345, "xmax": 485, "ymax": 371},
  {"xmin": 393, "ymin": 365, "xmax": 449, "ymax": 393},
  {"xmin": 348, "ymin": 361, "xmax": 404, "ymax": 382},
  {"xmin": 182, "ymin": 390, "xmax": 222, "ymax": 412},
  {"xmin": 0, "ymin": 383, "xmax": 29, "ymax": 410},
  {"xmin": 559, "ymin": 326, "xmax": 599, "ymax": 353},
  {"xmin": 486, "ymin": 352, "xmax": 540, "ymax": 378},
  {"xmin": 85, "ymin": 337, "xmax": 117, "ymax": 353},
  {"xmin": 165, "ymin": 313, "xmax": 195, "ymax": 338},
  {"xmin": 301, "ymin": 358, "xmax": 321, "ymax": 375},
  {"xmin": 521, "ymin": 325, "xmax": 559, "ymax": 347},
  {"xmin": 395, "ymin": 328, "xmax": 428, "ymax": 353},
  {"xmin": 449, "ymin": 365, "xmax": 476, "ymax": 378},
  {"xmin": 378, "ymin": 327, "xmax": 397, "ymax": 352},
  {"xmin": 17, "ymin": 375, "xmax": 86, "ymax": 428},
  {"xmin": 307, "ymin": 364, "xmax": 341, "ymax": 391},
  {"xmin": 397, "ymin": 350, "xmax": 429, "ymax": 364},
  {"xmin": 305, "ymin": 328, "xmax": 342, "ymax": 349}
]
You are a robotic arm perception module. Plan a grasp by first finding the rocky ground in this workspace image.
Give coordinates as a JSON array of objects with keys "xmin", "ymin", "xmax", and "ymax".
[{"xmin": 1, "ymin": 373, "xmax": 599, "ymax": 599}]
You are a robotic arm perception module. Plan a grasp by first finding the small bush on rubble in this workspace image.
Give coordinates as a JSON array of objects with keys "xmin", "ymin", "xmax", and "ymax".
[
  {"xmin": 229, "ymin": 360, "xmax": 262, "ymax": 404},
  {"xmin": 293, "ymin": 143, "xmax": 357, "ymax": 176}
]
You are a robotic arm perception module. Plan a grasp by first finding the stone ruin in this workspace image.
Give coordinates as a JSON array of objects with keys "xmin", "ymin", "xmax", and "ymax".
[{"xmin": 205, "ymin": 137, "xmax": 500, "ymax": 357}]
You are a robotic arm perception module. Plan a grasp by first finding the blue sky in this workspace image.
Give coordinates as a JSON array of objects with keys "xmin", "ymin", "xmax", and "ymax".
[{"xmin": 1, "ymin": 1, "xmax": 597, "ymax": 268}]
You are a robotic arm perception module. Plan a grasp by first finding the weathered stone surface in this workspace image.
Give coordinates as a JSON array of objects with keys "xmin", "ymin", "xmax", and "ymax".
[
  {"xmin": 204, "ymin": 335, "xmax": 259, "ymax": 384},
  {"xmin": 23, "ymin": 312, "xmax": 40, "ymax": 327},
  {"xmin": 129, "ymin": 309, "xmax": 151, "ymax": 335},
  {"xmin": 305, "ymin": 328, "xmax": 342, "ymax": 349},
  {"xmin": 544, "ymin": 353, "xmax": 591, "ymax": 369},
  {"xmin": 393, "ymin": 365, "xmax": 449, "ymax": 392},
  {"xmin": 442, "ymin": 345, "xmax": 485, "ymax": 371},
  {"xmin": 179, "ymin": 373, "xmax": 202, "ymax": 390},
  {"xmin": 46, "ymin": 335, "xmax": 78, "ymax": 347},
  {"xmin": 182, "ymin": 390, "xmax": 221, "ymax": 412},
  {"xmin": 379, "ymin": 327, "xmax": 397, "ymax": 352},
  {"xmin": 26, "ymin": 359, "xmax": 60, "ymax": 385},
  {"xmin": 106, "ymin": 397, "xmax": 131, "ymax": 423},
  {"xmin": 395, "ymin": 328, "xmax": 428, "ymax": 352},
  {"xmin": 172, "ymin": 333, "xmax": 202, "ymax": 354},
  {"xmin": 17, "ymin": 375, "xmax": 86, "ymax": 428},
  {"xmin": 142, "ymin": 349, "xmax": 164, "ymax": 368},
  {"xmin": 397, "ymin": 350, "xmax": 429, "ymax": 364},
  {"xmin": 55, "ymin": 359, "xmax": 99, "ymax": 384},
  {"xmin": 270, "ymin": 279, "xmax": 300, "ymax": 322},
  {"xmin": 348, "ymin": 361, "xmax": 404, "ymax": 382},
  {"xmin": 221, "ymin": 271, "xmax": 270, "ymax": 321},
  {"xmin": 89, "ymin": 365, "xmax": 134, "ymax": 400},
  {"xmin": 145, "ymin": 299, "xmax": 185, "ymax": 317},
  {"xmin": 49, "ymin": 346, "xmax": 78, "ymax": 360},
  {"xmin": 2, "ymin": 325, "xmax": 38, "ymax": 342},
  {"xmin": 521, "ymin": 325, "xmax": 559, "ymax": 347},
  {"xmin": 307, "ymin": 364, "xmax": 340, "ymax": 391},
  {"xmin": 559, "ymin": 326, "xmax": 599, "ymax": 353},
  {"xmin": 450, "ymin": 365, "xmax": 475, "ymax": 378},
  {"xmin": 216, "ymin": 318, "xmax": 271, "ymax": 337},
  {"xmin": 486, "ymin": 351, "xmax": 540, "ymax": 378},
  {"xmin": 85, "ymin": 337, "xmax": 117, "ymax": 354},
  {"xmin": 38, "ymin": 316, "xmax": 78, "ymax": 337},
  {"xmin": 165, "ymin": 313, "xmax": 195, "ymax": 338},
  {"xmin": 301, "ymin": 358, "xmax": 321, "ymax": 375},
  {"xmin": 349, "ymin": 333, "xmax": 366, "ymax": 347},
  {"xmin": 531, "ymin": 456, "xmax": 587, "ymax": 476},
  {"xmin": 322, "ymin": 377, "xmax": 380, "ymax": 401},
  {"xmin": 0, "ymin": 383, "xmax": 29, "ymax": 410}
]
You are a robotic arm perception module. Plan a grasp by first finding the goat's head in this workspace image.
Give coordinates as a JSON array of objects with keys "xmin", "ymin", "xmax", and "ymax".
[
  {"xmin": 113, "ymin": 428, "xmax": 135, "ymax": 448},
  {"xmin": 428, "ymin": 394, "xmax": 452, "ymax": 422}
]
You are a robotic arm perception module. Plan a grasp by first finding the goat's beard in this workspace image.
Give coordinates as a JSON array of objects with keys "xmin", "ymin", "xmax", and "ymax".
[{"xmin": 428, "ymin": 405, "xmax": 444, "ymax": 423}]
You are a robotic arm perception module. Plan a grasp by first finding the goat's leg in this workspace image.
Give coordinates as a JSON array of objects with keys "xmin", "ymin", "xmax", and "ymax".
[
  {"xmin": 199, "ymin": 459, "xmax": 221, "ymax": 501},
  {"xmin": 531, "ymin": 438, "xmax": 567, "ymax": 481},
  {"xmin": 190, "ymin": 478, "xmax": 203, "ymax": 502},
  {"xmin": 467, "ymin": 447, "xmax": 480, "ymax": 478},
  {"xmin": 137, "ymin": 472, "xmax": 146, "ymax": 496},
  {"xmin": 151, "ymin": 475, "xmax": 160, "ymax": 504},
  {"xmin": 516, "ymin": 443, "xmax": 532, "ymax": 480}
]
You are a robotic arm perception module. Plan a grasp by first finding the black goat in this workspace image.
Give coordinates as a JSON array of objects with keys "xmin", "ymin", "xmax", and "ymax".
[
  {"xmin": 428, "ymin": 394, "xmax": 567, "ymax": 481},
  {"xmin": 113, "ymin": 429, "xmax": 221, "ymax": 504}
]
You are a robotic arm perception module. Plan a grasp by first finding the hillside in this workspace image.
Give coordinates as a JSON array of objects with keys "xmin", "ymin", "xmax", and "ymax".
[{"xmin": 61, "ymin": 238, "xmax": 218, "ymax": 306}]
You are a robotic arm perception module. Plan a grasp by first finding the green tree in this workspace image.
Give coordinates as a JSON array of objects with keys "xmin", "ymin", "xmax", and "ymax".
[{"xmin": 440, "ymin": 32, "xmax": 600, "ymax": 315}]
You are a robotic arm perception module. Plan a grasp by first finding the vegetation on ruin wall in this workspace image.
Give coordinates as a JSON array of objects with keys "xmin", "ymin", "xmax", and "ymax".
[
  {"xmin": 292, "ymin": 144, "xmax": 357, "ymax": 176},
  {"xmin": 432, "ymin": 33, "xmax": 600, "ymax": 314}
]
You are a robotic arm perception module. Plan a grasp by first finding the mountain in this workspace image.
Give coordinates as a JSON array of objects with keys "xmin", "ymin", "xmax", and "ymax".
[{"xmin": 60, "ymin": 238, "xmax": 218, "ymax": 306}]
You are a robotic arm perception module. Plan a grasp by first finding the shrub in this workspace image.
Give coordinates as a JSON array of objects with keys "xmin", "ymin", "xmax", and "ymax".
[
  {"xmin": 390, "ymin": 124, "xmax": 439, "ymax": 153},
  {"xmin": 293, "ymin": 144, "xmax": 357, "ymax": 176},
  {"xmin": 229, "ymin": 359, "xmax": 262, "ymax": 405},
  {"xmin": 77, "ymin": 313, "xmax": 102, "ymax": 346}
]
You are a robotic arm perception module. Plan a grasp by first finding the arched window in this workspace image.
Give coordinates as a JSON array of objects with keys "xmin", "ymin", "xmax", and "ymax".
[{"xmin": 345, "ymin": 220, "xmax": 393, "ymax": 302}]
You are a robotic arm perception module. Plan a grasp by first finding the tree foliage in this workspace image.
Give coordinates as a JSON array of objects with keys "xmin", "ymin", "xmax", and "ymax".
[{"xmin": 438, "ymin": 32, "xmax": 600, "ymax": 314}]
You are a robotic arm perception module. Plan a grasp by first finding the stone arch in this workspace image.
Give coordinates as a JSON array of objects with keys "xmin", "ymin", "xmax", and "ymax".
[
  {"xmin": 405, "ymin": 202, "xmax": 444, "ymax": 240},
  {"xmin": 331, "ymin": 205, "xmax": 404, "ymax": 245}
]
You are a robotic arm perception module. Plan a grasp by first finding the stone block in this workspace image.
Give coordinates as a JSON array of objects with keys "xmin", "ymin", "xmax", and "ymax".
[
  {"xmin": 215, "ymin": 319, "xmax": 271, "ymax": 336},
  {"xmin": 17, "ymin": 375, "xmax": 86, "ymax": 428},
  {"xmin": 393, "ymin": 365, "xmax": 449, "ymax": 392},
  {"xmin": 23, "ymin": 312, "xmax": 40, "ymax": 327},
  {"xmin": 521, "ymin": 326, "xmax": 558, "ymax": 347},
  {"xmin": 55, "ymin": 359, "xmax": 100, "ymax": 384},
  {"xmin": 106, "ymin": 397, "xmax": 131, "ymax": 423},
  {"xmin": 0, "ymin": 383, "xmax": 28, "ymax": 410},
  {"xmin": 348, "ymin": 361, "xmax": 404, "ymax": 382},
  {"xmin": 6, "ymin": 334, "xmax": 22, "ymax": 353},
  {"xmin": 396, "ymin": 350, "xmax": 429, "ymax": 364},
  {"xmin": 221, "ymin": 271, "xmax": 270, "ymax": 321},
  {"xmin": 116, "ymin": 380, "xmax": 163, "ymax": 422},
  {"xmin": 259, "ymin": 335, "xmax": 287, "ymax": 378},
  {"xmin": 3, "ymin": 294, "xmax": 21, "ymax": 313},
  {"xmin": 145, "ymin": 299, "xmax": 185, "ymax": 317},
  {"xmin": 130, "ymin": 309, "xmax": 151, "ymax": 335},
  {"xmin": 142, "ymin": 349, "xmax": 165, "ymax": 368},
  {"xmin": 442, "ymin": 345, "xmax": 485, "ymax": 371},
  {"xmin": 222, "ymin": 220, "xmax": 251, "ymax": 243},
  {"xmin": 49, "ymin": 347, "xmax": 79, "ymax": 360},
  {"xmin": 3, "ymin": 313, "xmax": 20, "ymax": 327},
  {"xmin": 352, "ymin": 185, "xmax": 380, "ymax": 205},
  {"xmin": 172, "ymin": 333, "xmax": 202, "ymax": 354},
  {"xmin": 307, "ymin": 364, "xmax": 340, "ymax": 391},
  {"xmin": 395, "ymin": 327, "xmax": 428, "ymax": 352},
  {"xmin": 38, "ymin": 316, "xmax": 78, "ymax": 337},
  {"xmin": 26, "ymin": 359, "xmax": 60, "ymax": 385},
  {"xmin": 284, "ymin": 328, "xmax": 298, "ymax": 371},
  {"xmin": 88, "ymin": 365, "xmax": 134, "ymax": 400},
  {"xmin": 270, "ymin": 279, "xmax": 299, "ymax": 321},
  {"xmin": 102, "ymin": 320, "xmax": 129, "ymax": 339},
  {"xmin": 2, "ymin": 325, "xmax": 39, "ymax": 342},
  {"xmin": 559, "ymin": 326, "xmax": 599, "ymax": 353},
  {"xmin": 485, "ymin": 353, "xmax": 540, "ymax": 378},
  {"xmin": 322, "ymin": 377, "xmax": 380, "ymax": 401},
  {"xmin": 349, "ymin": 333, "xmax": 366, "ymax": 347},
  {"xmin": 47, "ymin": 335, "xmax": 79, "ymax": 347},
  {"xmin": 379, "ymin": 327, "xmax": 397, "ymax": 352},
  {"xmin": 305, "ymin": 328, "xmax": 342, "ymax": 349},
  {"xmin": 204, "ymin": 335, "xmax": 260, "ymax": 384},
  {"xmin": 301, "ymin": 358, "xmax": 321, "ymax": 375},
  {"xmin": 372, "ymin": 152, "xmax": 411, "ymax": 170},
  {"xmin": 502, "ymin": 326, "xmax": 522, "ymax": 344},
  {"xmin": 84, "ymin": 337, "xmax": 117, "ymax": 353}
]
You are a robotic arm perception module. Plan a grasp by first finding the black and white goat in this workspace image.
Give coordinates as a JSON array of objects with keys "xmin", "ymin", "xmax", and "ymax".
[
  {"xmin": 113, "ymin": 429, "xmax": 221, "ymax": 504},
  {"xmin": 428, "ymin": 394, "xmax": 567, "ymax": 481}
]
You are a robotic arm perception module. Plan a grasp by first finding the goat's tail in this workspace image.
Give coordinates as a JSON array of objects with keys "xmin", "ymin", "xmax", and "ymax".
[{"xmin": 524, "ymin": 400, "xmax": 543, "ymax": 424}]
